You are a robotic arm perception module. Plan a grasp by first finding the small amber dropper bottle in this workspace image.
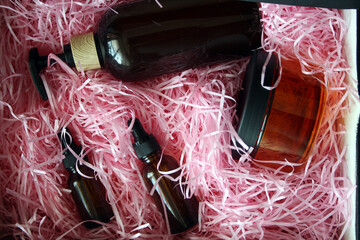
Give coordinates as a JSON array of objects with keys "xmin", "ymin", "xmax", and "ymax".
[
  {"xmin": 58, "ymin": 128, "xmax": 114, "ymax": 228},
  {"xmin": 128, "ymin": 118, "xmax": 199, "ymax": 234}
]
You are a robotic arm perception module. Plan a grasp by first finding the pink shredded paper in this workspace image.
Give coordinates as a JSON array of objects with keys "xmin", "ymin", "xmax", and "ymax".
[{"xmin": 0, "ymin": 1, "xmax": 357, "ymax": 239}]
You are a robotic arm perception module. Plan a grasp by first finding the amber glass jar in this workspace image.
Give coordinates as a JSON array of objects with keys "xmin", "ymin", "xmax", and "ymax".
[{"xmin": 233, "ymin": 50, "xmax": 326, "ymax": 171}]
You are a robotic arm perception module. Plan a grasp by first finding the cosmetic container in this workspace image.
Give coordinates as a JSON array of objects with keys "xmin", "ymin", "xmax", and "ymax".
[
  {"xmin": 58, "ymin": 128, "xmax": 114, "ymax": 228},
  {"xmin": 28, "ymin": 0, "xmax": 261, "ymax": 100},
  {"xmin": 129, "ymin": 118, "xmax": 199, "ymax": 234},
  {"xmin": 233, "ymin": 50, "xmax": 326, "ymax": 171}
]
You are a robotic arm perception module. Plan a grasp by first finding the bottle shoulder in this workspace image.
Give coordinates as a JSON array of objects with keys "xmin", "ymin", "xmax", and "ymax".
[
  {"xmin": 67, "ymin": 165, "xmax": 95, "ymax": 182},
  {"xmin": 142, "ymin": 154, "xmax": 180, "ymax": 179}
]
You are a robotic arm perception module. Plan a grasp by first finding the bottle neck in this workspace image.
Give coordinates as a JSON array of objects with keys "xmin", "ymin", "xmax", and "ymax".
[
  {"xmin": 93, "ymin": 33, "xmax": 105, "ymax": 67},
  {"xmin": 141, "ymin": 151, "xmax": 160, "ymax": 164},
  {"xmin": 65, "ymin": 166, "xmax": 78, "ymax": 175},
  {"xmin": 60, "ymin": 44, "xmax": 76, "ymax": 67}
]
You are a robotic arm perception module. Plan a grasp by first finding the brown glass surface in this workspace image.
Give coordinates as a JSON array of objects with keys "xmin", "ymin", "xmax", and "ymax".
[
  {"xmin": 141, "ymin": 153, "xmax": 199, "ymax": 234},
  {"xmin": 68, "ymin": 165, "xmax": 114, "ymax": 228},
  {"xmin": 254, "ymin": 59, "xmax": 326, "ymax": 171},
  {"xmin": 96, "ymin": 0, "xmax": 261, "ymax": 81}
]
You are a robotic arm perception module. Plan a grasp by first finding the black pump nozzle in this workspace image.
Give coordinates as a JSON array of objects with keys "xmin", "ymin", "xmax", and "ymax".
[
  {"xmin": 28, "ymin": 45, "xmax": 75, "ymax": 101},
  {"xmin": 128, "ymin": 118, "xmax": 161, "ymax": 160},
  {"xmin": 58, "ymin": 128, "xmax": 85, "ymax": 171}
]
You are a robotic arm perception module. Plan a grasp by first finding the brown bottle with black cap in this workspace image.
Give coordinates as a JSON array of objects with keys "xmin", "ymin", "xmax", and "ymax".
[
  {"xmin": 28, "ymin": 0, "xmax": 261, "ymax": 100},
  {"xmin": 58, "ymin": 128, "xmax": 114, "ymax": 228},
  {"xmin": 128, "ymin": 118, "xmax": 199, "ymax": 234}
]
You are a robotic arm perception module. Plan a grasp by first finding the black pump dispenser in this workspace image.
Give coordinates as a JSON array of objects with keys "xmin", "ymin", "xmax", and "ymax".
[
  {"xmin": 58, "ymin": 128, "xmax": 114, "ymax": 228},
  {"xmin": 29, "ymin": 46, "xmax": 75, "ymax": 100}
]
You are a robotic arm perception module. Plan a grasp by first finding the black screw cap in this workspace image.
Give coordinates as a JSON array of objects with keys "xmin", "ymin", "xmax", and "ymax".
[{"xmin": 128, "ymin": 118, "xmax": 161, "ymax": 160}]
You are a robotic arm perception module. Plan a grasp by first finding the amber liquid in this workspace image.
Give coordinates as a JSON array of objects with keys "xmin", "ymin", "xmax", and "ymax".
[
  {"xmin": 141, "ymin": 153, "xmax": 199, "ymax": 234},
  {"xmin": 254, "ymin": 60, "xmax": 326, "ymax": 171},
  {"xmin": 96, "ymin": 0, "xmax": 261, "ymax": 81},
  {"xmin": 67, "ymin": 165, "xmax": 114, "ymax": 228}
]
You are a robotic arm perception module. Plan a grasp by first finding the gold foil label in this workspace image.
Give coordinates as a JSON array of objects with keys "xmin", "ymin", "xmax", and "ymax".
[{"xmin": 70, "ymin": 33, "xmax": 101, "ymax": 71}]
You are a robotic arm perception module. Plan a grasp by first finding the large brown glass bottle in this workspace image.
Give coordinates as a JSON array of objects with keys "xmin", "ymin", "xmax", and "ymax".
[
  {"xmin": 129, "ymin": 118, "xmax": 199, "ymax": 234},
  {"xmin": 29, "ymin": 0, "xmax": 261, "ymax": 100},
  {"xmin": 58, "ymin": 128, "xmax": 114, "ymax": 228}
]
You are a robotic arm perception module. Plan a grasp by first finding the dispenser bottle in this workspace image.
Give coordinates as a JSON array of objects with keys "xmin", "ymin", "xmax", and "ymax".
[
  {"xmin": 58, "ymin": 128, "xmax": 114, "ymax": 228},
  {"xmin": 128, "ymin": 118, "xmax": 199, "ymax": 234},
  {"xmin": 28, "ymin": 0, "xmax": 261, "ymax": 100}
]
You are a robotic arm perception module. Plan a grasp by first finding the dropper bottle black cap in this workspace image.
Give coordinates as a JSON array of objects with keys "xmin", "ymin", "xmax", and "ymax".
[
  {"xmin": 128, "ymin": 118, "xmax": 161, "ymax": 161},
  {"xmin": 57, "ymin": 128, "xmax": 85, "ymax": 171},
  {"xmin": 29, "ymin": 45, "xmax": 75, "ymax": 101}
]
